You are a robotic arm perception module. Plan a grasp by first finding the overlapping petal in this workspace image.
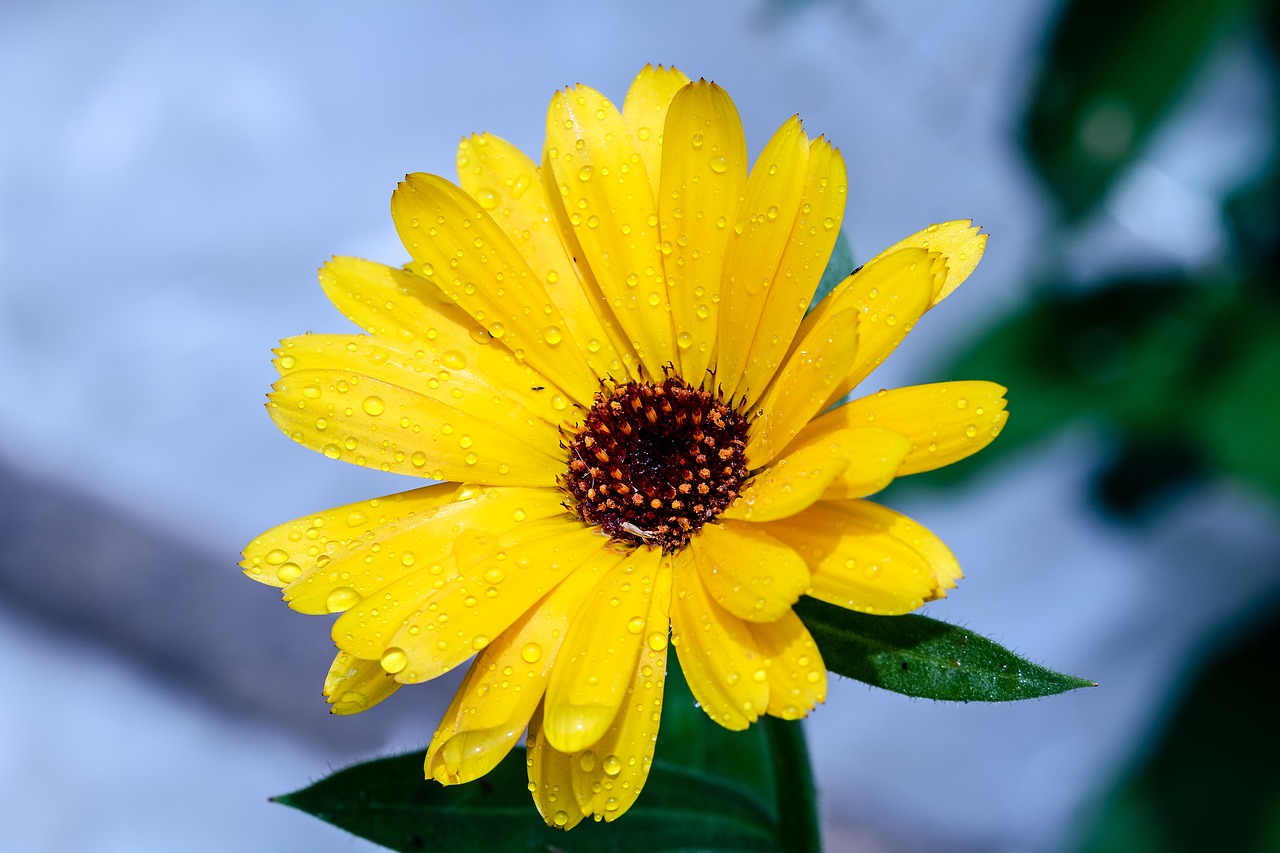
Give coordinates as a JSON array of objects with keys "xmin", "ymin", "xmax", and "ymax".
[
  {"xmin": 425, "ymin": 546, "xmax": 625, "ymax": 785},
  {"xmin": 735, "ymin": 136, "xmax": 847, "ymax": 405},
  {"xmin": 658, "ymin": 80, "xmax": 748, "ymax": 380},
  {"xmin": 763, "ymin": 500, "xmax": 959, "ymax": 613},
  {"xmin": 545, "ymin": 84, "xmax": 673, "ymax": 377},
  {"xmin": 323, "ymin": 649, "xmax": 401, "ymax": 715},
  {"xmin": 800, "ymin": 381, "xmax": 1009, "ymax": 477},
  {"xmin": 868, "ymin": 220, "xmax": 987, "ymax": 306},
  {"xmin": 454, "ymin": 134, "xmax": 634, "ymax": 382},
  {"xmin": 716, "ymin": 116, "xmax": 811, "ymax": 393},
  {"xmin": 333, "ymin": 518, "xmax": 608, "ymax": 683},
  {"xmin": 691, "ymin": 520, "xmax": 809, "ymax": 622},
  {"xmin": 544, "ymin": 548, "xmax": 666, "ymax": 753},
  {"xmin": 622, "ymin": 64, "xmax": 692, "ymax": 197},
  {"xmin": 391, "ymin": 172, "xmax": 598, "ymax": 402},
  {"xmin": 669, "ymin": 550, "xmax": 767, "ymax": 729},
  {"xmin": 749, "ymin": 610, "xmax": 826, "ymax": 720}
]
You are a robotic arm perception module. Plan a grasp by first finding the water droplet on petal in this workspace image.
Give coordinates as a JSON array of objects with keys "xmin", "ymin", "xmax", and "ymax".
[{"xmin": 380, "ymin": 647, "xmax": 408, "ymax": 674}]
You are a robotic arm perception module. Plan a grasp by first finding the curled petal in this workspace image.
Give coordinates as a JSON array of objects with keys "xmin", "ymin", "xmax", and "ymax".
[
  {"xmin": 323, "ymin": 650, "xmax": 400, "ymax": 715},
  {"xmin": 544, "ymin": 548, "xmax": 665, "ymax": 753},
  {"xmin": 868, "ymin": 220, "xmax": 987, "ymax": 306},
  {"xmin": 527, "ymin": 705, "xmax": 586, "ymax": 829}
]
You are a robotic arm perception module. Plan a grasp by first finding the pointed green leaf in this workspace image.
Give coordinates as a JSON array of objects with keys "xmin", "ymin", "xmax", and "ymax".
[
  {"xmin": 795, "ymin": 596, "xmax": 1094, "ymax": 702},
  {"xmin": 275, "ymin": 744, "xmax": 786, "ymax": 853}
]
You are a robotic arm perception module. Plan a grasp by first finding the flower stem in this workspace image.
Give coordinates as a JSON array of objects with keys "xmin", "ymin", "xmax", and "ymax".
[{"xmin": 762, "ymin": 716, "xmax": 822, "ymax": 853}]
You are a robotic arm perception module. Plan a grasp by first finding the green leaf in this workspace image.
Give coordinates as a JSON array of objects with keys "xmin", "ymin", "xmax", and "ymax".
[
  {"xmin": 274, "ymin": 661, "xmax": 821, "ymax": 853},
  {"xmin": 275, "ymin": 745, "xmax": 786, "ymax": 853},
  {"xmin": 1024, "ymin": 0, "xmax": 1257, "ymax": 219},
  {"xmin": 795, "ymin": 596, "xmax": 1094, "ymax": 702},
  {"xmin": 809, "ymin": 228, "xmax": 854, "ymax": 313}
]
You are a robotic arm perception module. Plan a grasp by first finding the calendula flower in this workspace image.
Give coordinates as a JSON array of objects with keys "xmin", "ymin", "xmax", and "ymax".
[{"xmin": 242, "ymin": 64, "xmax": 1006, "ymax": 828}]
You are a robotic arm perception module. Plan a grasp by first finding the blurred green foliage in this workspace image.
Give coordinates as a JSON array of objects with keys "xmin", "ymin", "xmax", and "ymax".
[
  {"xmin": 934, "ymin": 0, "xmax": 1280, "ymax": 850},
  {"xmin": 936, "ymin": 0, "xmax": 1280, "ymax": 520}
]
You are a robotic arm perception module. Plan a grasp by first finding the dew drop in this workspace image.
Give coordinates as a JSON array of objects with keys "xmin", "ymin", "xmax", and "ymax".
[
  {"xmin": 276, "ymin": 562, "xmax": 302, "ymax": 584},
  {"xmin": 543, "ymin": 325, "xmax": 563, "ymax": 345},
  {"xmin": 322, "ymin": 444, "xmax": 341, "ymax": 459},
  {"xmin": 440, "ymin": 350, "xmax": 467, "ymax": 370},
  {"xmin": 627, "ymin": 617, "xmax": 645, "ymax": 634},
  {"xmin": 380, "ymin": 647, "xmax": 408, "ymax": 674},
  {"xmin": 602, "ymin": 755, "xmax": 622, "ymax": 776},
  {"xmin": 709, "ymin": 155, "xmax": 728, "ymax": 173},
  {"xmin": 326, "ymin": 586, "xmax": 360, "ymax": 613},
  {"xmin": 521, "ymin": 642, "xmax": 542, "ymax": 663}
]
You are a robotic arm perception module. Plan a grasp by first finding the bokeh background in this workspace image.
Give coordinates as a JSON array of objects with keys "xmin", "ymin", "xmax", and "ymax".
[{"xmin": 3, "ymin": 0, "xmax": 1279, "ymax": 850}]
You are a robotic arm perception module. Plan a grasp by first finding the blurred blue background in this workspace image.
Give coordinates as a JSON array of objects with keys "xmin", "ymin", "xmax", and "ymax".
[{"xmin": 3, "ymin": 0, "xmax": 1278, "ymax": 850}]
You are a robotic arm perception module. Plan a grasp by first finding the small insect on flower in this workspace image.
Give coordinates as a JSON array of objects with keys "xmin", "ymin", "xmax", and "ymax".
[{"xmin": 241, "ymin": 64, "xmax": 1007, "ymax": 828}]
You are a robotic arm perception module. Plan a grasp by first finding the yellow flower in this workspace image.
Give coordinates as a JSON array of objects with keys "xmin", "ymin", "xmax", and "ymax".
[{"xmin": 241, "ymin": 64, "xmax": 1007, "ymax": 828}]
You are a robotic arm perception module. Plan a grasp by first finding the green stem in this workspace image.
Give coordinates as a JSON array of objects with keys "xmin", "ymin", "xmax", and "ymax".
[{"xmin": 762, "ymin": 716, "xmax": 822, "ymax": 853}]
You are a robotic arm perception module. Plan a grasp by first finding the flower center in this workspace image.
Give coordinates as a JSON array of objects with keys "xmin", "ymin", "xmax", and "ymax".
[{"xmin": 562, "ymin": 375, "xmax": 751, "ymax": 552}]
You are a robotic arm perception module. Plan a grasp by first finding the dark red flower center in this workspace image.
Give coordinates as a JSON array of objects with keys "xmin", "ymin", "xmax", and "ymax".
[{"xmin": 561, "ymin": 375, "xmax": 751, "ymax": 552}]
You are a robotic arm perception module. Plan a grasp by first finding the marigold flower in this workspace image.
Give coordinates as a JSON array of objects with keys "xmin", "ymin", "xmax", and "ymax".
[{"xmin": 242, "ymin": 64, "xmax": 1007, "ymax": 828}]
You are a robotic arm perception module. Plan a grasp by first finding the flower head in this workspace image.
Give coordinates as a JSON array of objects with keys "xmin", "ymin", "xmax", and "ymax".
[{"xmin": 242, "ymin": 64, "xmax": 1006, "ymax": 828}]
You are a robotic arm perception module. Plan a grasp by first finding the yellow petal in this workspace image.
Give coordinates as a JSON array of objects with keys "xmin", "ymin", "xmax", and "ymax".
[
  {"xmin": 323, "ymin": 650, "xmax": 401, "ymax": 715},
  {"xmin": 740, "ymin": 426, "xmax": 912, "ymax": 508},
  {"xmin": 762, "ymin": 502, "xmax": 942, "ymax": 614},
  {"xmin": 267, "ymin": 367, "xmax": 563, "ymax": 487},
  {"xmin": 812, "ymin": 381, "xmax": 1009, "ymax": 476},
  {"xmin": 749, "ymin": 611, "xmax": 826, "ymax": 720},
  {"xmin": 658, "ymin": 80, "xmax": 748, "ymax": 381},
  {"xmin": 716, "ymin": 116, "xmax": 810, "ymax": 393},
  {"xmin": 569, "ymin": 556, "xmax": 673, "ymax": 820},
  {"xmin": 544, "ymin": 547, "xmax": 665, "ymax": 753},
  {"xmin": 735, "ymin": 137, "xmax": 848, "ymax": 406},
  {"xmin": 274, "ymin": 333, "xmax": 566, "ymax": 447},
  {"xmin": 837, "ymin": 498, "xmax": 963, "ymax": 594},
  {"xmin": 240, "ymin": 483, "xmax": 459, "ymax": 589},
  {"xmin": 319, "ymin": 256, "xmax": 473, "ymax": 346},
  {"xmin": 621, "ymin": 64, "xmax": 693, "ymax": 199},
  {"xmin": 868, "ymin": 220, "xmax": 987, "ymax": 306},
  {"xmin": 539, "ymin": 146, "xmax": 644, "ymax": 382},
  {"xmin": 282, "ymin": 486, "xmax": 567, "ymax": 615},
  {"xmin": 545, "ymin": 85, "xmax": 673, "ymax": 378},
  {"xmin": 319, "ymin": 259, "xmax": 580, "ymax": 426},
  {"xmin": 391, "ymin": 172, "xmax": 597, "ymax": 402},
  {"xmin": 425, "ymin": 546, "xmax": 625, "ymax": 785},
  {"xmin": 332, "ymin": 519, "xmax": 608, "ymax": 681},
  {"xmin": 527, "ymin": 705, "xmax": 587, "ymax": 829},
  {"xmin": 692, "ymin": 520, "xmax": 809, "ymax": 623},
  {"xmin": 791, "ymin": 247, "xmax": 943, "ymax": 414},
  {"xmin": 669, "ymin": 550, "xmax": 767, "ymax": 729},
  {"xmin": 455, "ymin": 134, "xmax": 631, "ymax": 380},
  {"xmin": 746, "ymin": 306, "xmax": 859, "ymax": 467},
  {"xmin": 726, "ymin": 428, "xmax": 883, "ymax": 523}
]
